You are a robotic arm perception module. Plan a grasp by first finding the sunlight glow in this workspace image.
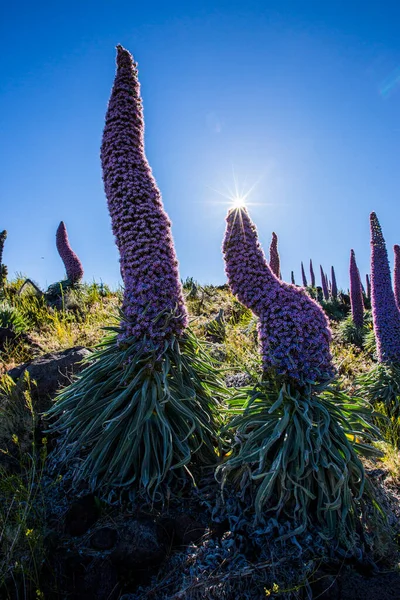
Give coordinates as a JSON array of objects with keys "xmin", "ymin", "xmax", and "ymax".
[
  {"xmin": 207, "ymin": 167, "xmax": 261, "ymax": 211},
  {"xmin": 231, "ymin": 195, "xmax": 247, "ymax": 209}
]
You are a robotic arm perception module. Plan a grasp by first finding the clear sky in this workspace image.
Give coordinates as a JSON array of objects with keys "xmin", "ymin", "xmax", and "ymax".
[{"xmin": 1, "ymin": 1, "xmax": 400, "ymax": 291}]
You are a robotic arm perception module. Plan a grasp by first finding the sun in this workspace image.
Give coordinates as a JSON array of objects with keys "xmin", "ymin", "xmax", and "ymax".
[
  {"xmin": 206, "ymin": 167, "xmax": 265, "ymax": 212},
  {"xmin": 231, "ymin": 195, "xmax": 246, "ymax": 209}
]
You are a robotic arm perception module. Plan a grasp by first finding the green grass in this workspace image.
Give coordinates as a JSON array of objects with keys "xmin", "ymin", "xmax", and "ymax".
[{"xmin": 0, "ymin": 372, "xmax": 46, "ymax": 599}]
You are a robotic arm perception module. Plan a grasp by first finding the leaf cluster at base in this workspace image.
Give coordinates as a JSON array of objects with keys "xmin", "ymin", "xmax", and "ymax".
[
  {"xmin": 216, "ymin": 376, "xmax": 381, "ymax": 544},
  {"xmin": 46, "ymin": 325, "xmax": 226, "ymax": 502}
]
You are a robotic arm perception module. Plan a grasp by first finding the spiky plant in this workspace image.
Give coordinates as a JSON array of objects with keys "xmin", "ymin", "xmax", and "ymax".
[
  {"xmin": 269, "ymin": 232, "xmax": 280, "ymax": 278},
  {"xmin": 0, "ymin": 302, "xmax": 28, "ymax": 333},
  {"xmin": 394, "ymin": 244, "xmax": 400, "ymax": 310},
  {"xmin": 350, "ymin": 249, "xmax": 364, "ymax": 328},
  {"xmin": 219, "ymin": 378, "xmax": 379, "ymax": 540},
  {"xmin": 339, "ymin": 252, "xmax": 367, "ymax": 347},
  {"xmin": 309, "ymin": 258, "xmax": 315, "ymax": 287},
  {"xmin": 339, "ymin": 315, "xmax": 367, "ymax": 348},
  {"xmin": 320, "ymin": 265, "xmax": 329, "ymax": 300},
  {"xmin": 47, "ymin": 46, "xmax": 224, "ymax": 501},
  {"xmin": 0, "ymin": 230, "xmax": 7, "ymax": 290},
  {"xmin": 56, "ymin": 221, "xmax": 84, "ymax": 284},
  {"xmin": 331, "ymin": 266, "xmax": 337, "ymax": 299},
  {"xmin": 369, "ymin": 213, "xmax": 400, "ymax": 364},
  {"xmin": 358, "ymin": 213, "xmax": 400, "ymax": 426},
  {"xmin": 366, "ymin": 273, "xmax": 371, "ymax": 301},
  {"xmin": 301, "ymin": 261, "xmax": 307, "ymax": 287},
  {"xmin": 218, "ymin": 207, "xmax": 378, "ymax": 543}
]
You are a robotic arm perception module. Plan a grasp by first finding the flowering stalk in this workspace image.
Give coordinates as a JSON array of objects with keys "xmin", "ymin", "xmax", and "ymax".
[
  {"xmin": 331, "ymin": 266, "xmax": 337, "ymax": 299},
  {"xmin": 223, "ymin": 208, "xmax": 334, "ymax": 383},
  {"xmin": 101, "ymin": 46, "xmax": 188, "ymax": 345},
  {"xmin": 360, "ymin": 272, "xmax": 365, "ymax": 295},
  {"xmin": 269, "ymin": 231, "xmax": 280, "ymax": 278},
  {"xmin": 56, "ymin": 222, "xmax": 84, "ymax": 284},
  {"xmin": 220, "ymin": 207, "xmax": 377, "ymax": 540},
  {"xmin": 301, "ymin": 261, "xmax": 307, "ymax": 287},
  {"xmin": 394, "ymin": 245, "xmax": 400, "ymax": 311},
  {"xmin": 0, "ymin": 230, "xmax": 7, "ymax": 287},
  {"xmin": 349, "ymin": 250, "xmax": 364, "ymax": 328},
  {"xmin": 291, "ymin": 271, "xmax": 295, "ymax": 285},
  {"xmin": 320, "ymin": 266, "xmax": 329, "ymax": 300},
  {"xmin": 370, "ymin": 213, "xmax": 400, "ymax": 363},
  {"xmin": 366, "ymin": 273, "xmax": 371, "ymax": 301},
  {"xmin": 310, "ymin": 259, "xmax": 315, "ymax": 287},
  {"xmin": 48, "ymin": 46, "xmax": 221, "ymax": 499}
]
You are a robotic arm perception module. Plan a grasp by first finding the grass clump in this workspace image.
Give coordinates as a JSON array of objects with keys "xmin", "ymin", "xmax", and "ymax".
[{"xmin": 0, "ymin": 373, "xmax": 46, "ymax": 600}]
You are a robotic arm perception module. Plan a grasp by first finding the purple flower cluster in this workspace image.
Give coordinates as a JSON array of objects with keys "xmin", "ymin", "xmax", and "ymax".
[
  {"xmin": 320, "ymin": 265, "xmax": 329, "ymax": 300},
  {"xmin": 394, "ymin": 244, "xmax": 400, "ymax": 310},
  {"xmin": 349, "ymin": 249, "xmax": 364, "ymax": 328},
  {"xmin": 56, "ymin": 222, "xmax": 84, "ymax": 284},
  {"xmin": 101, "ymin": 46, "xmax": 188, "ymax": 344},
  {"xmin": 370, "ymin": 212, "xmax": 400, "ymax": 363},
  {"xmin": 269, "ymin": 232, "xmax": 280, "ymax": 278},
  {"xmin": 301, "ymin": 261, "xmax": 307, "ymax": 287},
  {"xmin": 223, "ymin": 208, "xmax": 334, "ymax": 382},
  {"xmin": 331, "ymin": 266, "xmax": 337, "ymax": 299},
  {"xmin": 310, "ymin": 259, "xmax": 315, "ymax": 287}
]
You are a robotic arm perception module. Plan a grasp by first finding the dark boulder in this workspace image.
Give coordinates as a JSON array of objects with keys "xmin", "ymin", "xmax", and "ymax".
[
  {"xmin": 65, "ymin": 494, "xmax": 100, "ymax": 537},
  {"xmin": 8, "ymin": 346, "xmax": 91, "ymax": 412},
  {"xmin": 111, "ymin": 516, "xmax": 167, "ymax": 569}
]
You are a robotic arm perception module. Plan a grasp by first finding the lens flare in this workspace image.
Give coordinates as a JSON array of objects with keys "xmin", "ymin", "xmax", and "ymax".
[{"xmin": 231, "ymin": 195, "xmax": 246, "ymax": 209}]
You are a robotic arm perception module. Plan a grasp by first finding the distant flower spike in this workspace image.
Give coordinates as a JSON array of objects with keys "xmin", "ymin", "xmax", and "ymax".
[
  {"xmin": 394, "ymin": 245, "xmax": 400, "ymax": 311},
  {"xmin": 350, "ymin": 250, "xmax": 364, "ymax": 328},
  {"xmin": 101, "ymin": 45, "xmax": 188, "ymax": 344},
  {"xmin": 360, "ymin": 271, "xmax": 365, "ymax": 295},
  {"xmin": 0, "ymin": 230, "xmax": 7, "ymax": 287},
  {"xmin": 291, "ymin": 271, "xmax": 295, "ymax": 285},
  {"xmin": 301, "ymin": 261, "xmax": 307, "ymax": 287},
  {"xmin": 370, "ymin": 213, "xmax": 400, "ymax": 363},
  {"xmin": 56, "ymin": 222, "xmax": 84, "ymax": 284},
  {"xmin": 366, "ymin": 273, "xmax": 371, "ymax": 301},
  {"xmin": 310, "ymin": 259, "xmax": 315, "ymax": 287},
  {"xmin": 269, "ymin": 231, "xmax": 280, "ymax": 278},
  {"xmin": 331, "ymin": 266, "xmax": 338, "ymax": 299},
  {"xmin": 320, "ymin": 265, "xmax": 329, "ymax": 300},
  {"xmin": 0, "ymin": 230, "xmax": 6, "ymax": 266},
  {"xmin": 223, "ymin": 208, "xmax": 334, "ymax": 382}
]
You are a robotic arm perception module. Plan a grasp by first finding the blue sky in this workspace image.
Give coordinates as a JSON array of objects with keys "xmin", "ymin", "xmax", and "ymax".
[{"xmin": 1, "ymin": 1, "xmax": 400, "ymax": 290}]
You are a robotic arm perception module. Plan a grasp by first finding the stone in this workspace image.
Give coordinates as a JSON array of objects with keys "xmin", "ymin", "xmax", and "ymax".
[
  {"xmin": 65, "ymin": 494, "xmax": 100, "ymax": 537},
  {"xmin": 8, "ymin": 346, "xmax": 91, "ymax": 412},
  {"xmin": 90, "ymin": 527, "xmax": 118, "ymax": 551},
  {"xmin": 111, "ymin": 516, "xmax": 166, "ymax": 568}
]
